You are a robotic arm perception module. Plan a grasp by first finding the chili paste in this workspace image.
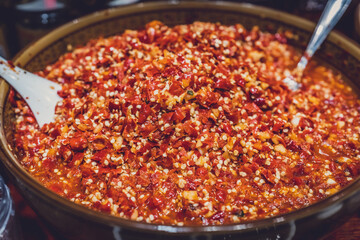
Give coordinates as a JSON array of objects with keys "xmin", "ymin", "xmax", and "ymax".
[{"xmin": 11, "ymin": 21, "xmax": 360, "ymax": 225}]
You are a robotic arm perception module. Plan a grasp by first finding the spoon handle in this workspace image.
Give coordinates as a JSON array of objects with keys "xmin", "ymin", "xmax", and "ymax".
[
  {"xmin": 0, "ymin": 56, "xmax": 60, "ymax": 92},
  {"xmin": 297, "ymin": 0, "xmax": 351, "ymax": 69},
  {"xmin": 0, "ymin": 56, "xmax": 62, "ymax": 127}
]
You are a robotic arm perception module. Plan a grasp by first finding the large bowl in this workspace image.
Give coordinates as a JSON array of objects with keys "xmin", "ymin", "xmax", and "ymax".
[{"xmin": 0, "ymin": 1, "xmax": 360, "ymax": 240}]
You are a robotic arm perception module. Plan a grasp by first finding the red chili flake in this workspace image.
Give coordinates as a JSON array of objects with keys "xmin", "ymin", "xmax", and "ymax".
[
  {"xmin": 11, "ymin": 21, "xmax": 360, "ymax": 227},
  {"xmin": 69, "ymin": 136, "xmax": 88, "ymax": 151}
]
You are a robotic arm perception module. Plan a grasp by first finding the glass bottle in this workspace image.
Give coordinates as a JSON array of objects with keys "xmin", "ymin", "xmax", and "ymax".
[
  {"xmin": 14, "ymin": 0, "xmax": 69, "ymax": 50},
  {"xmin": 0, "ymin": 175, "xmax": 22, "ymax": 240}
]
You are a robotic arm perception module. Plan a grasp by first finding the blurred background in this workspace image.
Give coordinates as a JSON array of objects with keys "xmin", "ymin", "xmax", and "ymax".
[
  {"xmin": 0, "ymin": 0, "xmax": 359, "ymax": 240},
  {"xmin": 0, "ymin": 0, "xmax": 359, "ymax": 59}
]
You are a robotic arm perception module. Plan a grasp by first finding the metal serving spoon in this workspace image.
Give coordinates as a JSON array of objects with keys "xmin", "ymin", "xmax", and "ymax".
[
  {"xmin": 0, "ymin": 56, "xmax": 62, "ymax": 127},
  {"xmin": 283, "ymin": 0, "xmax": 352, "ymax": 91}
]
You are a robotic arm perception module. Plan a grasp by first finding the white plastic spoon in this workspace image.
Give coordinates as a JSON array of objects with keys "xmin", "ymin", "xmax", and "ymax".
[
  {"xmin": 283, "ymin": 0, "xmax": 352, "ymax": 91},
  {"xmin": 0, "ymin": 56, "xmax": 62, "ymax": 127}
]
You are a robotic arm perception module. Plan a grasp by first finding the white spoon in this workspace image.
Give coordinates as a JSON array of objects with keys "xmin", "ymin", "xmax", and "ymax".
[
  {"xmin": 283, "ymin": 0, "xmax": 352, "ymax": 91},
  {"xmin": 0, "ymin": 56, "xmax": 62, "ymax": 127}
]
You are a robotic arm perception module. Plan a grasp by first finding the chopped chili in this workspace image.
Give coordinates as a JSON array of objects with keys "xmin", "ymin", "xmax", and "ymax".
[{"xmin": 11, "ymin": 21, "xmax": 360, "ymax": 226}]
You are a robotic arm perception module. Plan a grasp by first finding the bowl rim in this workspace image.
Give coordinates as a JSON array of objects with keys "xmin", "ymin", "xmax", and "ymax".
[{"xmin": 1, "ymin": 0, "xmax": 360, "ymax": 235}]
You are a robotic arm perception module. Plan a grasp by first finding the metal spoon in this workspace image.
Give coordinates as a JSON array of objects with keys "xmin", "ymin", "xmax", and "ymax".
[
  {"xmin": 0, "ymin": 56, "xmax": 62, "ymax": 127},
  {"xmin": 283, "ymin": 0, "xmax": 352, "ymax": 91}
]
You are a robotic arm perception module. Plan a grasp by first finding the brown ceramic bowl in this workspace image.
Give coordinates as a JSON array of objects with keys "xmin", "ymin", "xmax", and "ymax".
[{"xmin": 0, "ymin": 1, "xmax": 360, "ymax": 240}]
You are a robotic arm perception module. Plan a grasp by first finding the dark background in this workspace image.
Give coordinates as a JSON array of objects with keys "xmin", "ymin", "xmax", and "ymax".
[
  {"xmin": 0, "ymin": 0, "xmax": 360, "ymax": 240},
  {"xmin": 0, "ymin": 0, "xmax": 359, "ymax": 58}
]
